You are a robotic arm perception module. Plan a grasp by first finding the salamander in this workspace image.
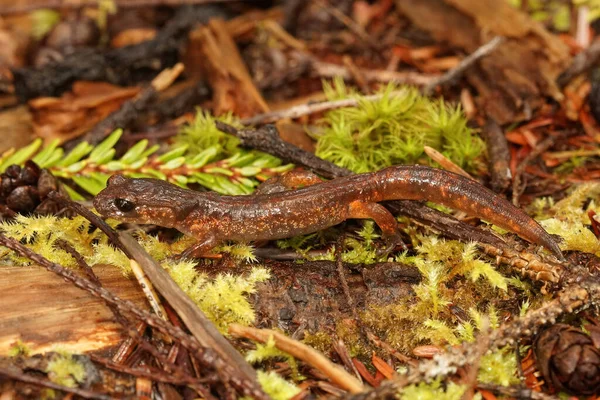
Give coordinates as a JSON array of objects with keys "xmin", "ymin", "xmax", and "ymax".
[{"xmin": 93, "ymin": 165, "xmax": 563, "ymax": 259}]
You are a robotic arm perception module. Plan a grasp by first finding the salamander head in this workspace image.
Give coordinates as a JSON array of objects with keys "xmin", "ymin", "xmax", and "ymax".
[{"xmin": 94, "ymin": 174, "xmax": 197, "ymax": 227}]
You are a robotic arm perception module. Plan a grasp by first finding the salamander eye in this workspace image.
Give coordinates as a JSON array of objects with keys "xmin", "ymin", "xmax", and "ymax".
[{"xmin": 114, "ymin": 198, "xmax": 136, "ymax": 212}]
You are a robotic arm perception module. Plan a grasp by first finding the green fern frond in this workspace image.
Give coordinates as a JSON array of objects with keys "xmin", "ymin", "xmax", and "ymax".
[{"xmin": 0, "ymin": 114, "xmax": 293, "ymax": 197}]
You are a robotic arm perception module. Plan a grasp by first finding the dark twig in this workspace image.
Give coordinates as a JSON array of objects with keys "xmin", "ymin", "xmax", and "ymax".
[
  {"xmin": 12, "ymin": 5, "xmax": 225, "ymax": 101},
  {"xmin": 76, "ymin": 63, "xmax": 184, "ymax": 147},
  {"xmin": 47, "ymin": 191, "xmax": 132, "ymax": 258},
  {"xmin": 0, "ymin": 233, "xmax": 268, "ymax": 400},
  {"xmin": 117, "ymin": 233, "xmax": 263, "ymax": 394},
  {"xmin": 0, "ymin": 363, "xmax": 111, "ymax": 400},
  {"xmin": 557, "ymin": 38, "xmax": 600, "ymax": 87},
  {"xmin": 334, "ymin": 234, "xmax": 359, "ymax": 321},
  {"xmin": 88, "ymin": 353, "xmax": 215, "ymax": 389},
  {"xmin": 424, "ymin": 36, "xmax": 505, "ymax": 94},
  {"xmin": 481, "ymin": 119, "xmax": 511, "ymax": 192}
]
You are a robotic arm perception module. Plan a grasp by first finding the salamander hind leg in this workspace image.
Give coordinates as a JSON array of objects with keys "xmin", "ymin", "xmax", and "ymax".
[{"xmin": 348, "ymin": 200, "xmax": 407, "ymax": 254}]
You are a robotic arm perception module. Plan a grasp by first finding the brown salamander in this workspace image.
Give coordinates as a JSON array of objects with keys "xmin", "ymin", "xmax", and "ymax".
[{"xmin": 93, "ymin": 165, "xmax": 563, "ymax": 259}]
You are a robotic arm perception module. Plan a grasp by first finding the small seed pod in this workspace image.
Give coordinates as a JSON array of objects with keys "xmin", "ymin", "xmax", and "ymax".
[{"xmin": 534, "ymin": 323, "xmax": 600, "ymax": 395}]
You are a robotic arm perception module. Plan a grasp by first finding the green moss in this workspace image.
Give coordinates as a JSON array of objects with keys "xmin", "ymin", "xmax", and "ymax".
[
  {"xmin": 315, "ymin": 80, "xmax": 485, "ymax": 173},
  {"xmin": 302, "ymin": 331, "xmax": 334, "ymax": 354},
  {"xmin": 401, "ymin": 378, "xmax": 467, "ymax": 400},
  {"xmin": 8, "ymin": 340, "xmax": 31, "ymax": 357},
  {"xmin": 45, "ymin": 352, "xmax": 86, "ymax": 388},
  {"xmin": 254, "ymin": 370, "xmax": 301, "ymax": 400},
  {"xmin": 175, "ymin": 111, "xmax": 242, "ymax": 158},
  {"xmin": 478, "ymin": 347, "xmax": 519, "ymax": 386},
  {"xmin": 166, "ymin": 262, "xmax": 271, "ymax": 333},
  {"xmin": 246, "ymin": 335, "xmax": 302, "ymax": 380}
]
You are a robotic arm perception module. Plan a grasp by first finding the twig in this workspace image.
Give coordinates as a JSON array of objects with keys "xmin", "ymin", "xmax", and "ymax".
[
  {"xmin": 229, "ymin": 324, "xmax": 365, "ymax": 394},
  {"xmin": 314, "ymin": 0, "xmax": 380, "ymax": 51},
  {"xmin": 311, "ymin": 59, "xmax": 437, "ymax": 87},
  {"xmin": 0, "ymin": 233, "xmax": 268, "ymax": 400},
  {"xmin": 424, "ymin": 36, "xmax": 505, "ymax": 94},
  {"xmin": 423, "ymin": 145, "xmax": 472, "ymax": 179},
  {"xmin": 0, "ymin": 363, "xmax": 111, "ymax": 400},
  {"xmin": 47, "ymin": 191, "xmax": 131, "ymax": 258},
  {"xmin": 88, "ymin": 353, "xmax": 214, "ymax": 388},
  {"xmin": 558, "ymin": 37, "xmax": 600, "ymax": 87},
  {"xmin": 77, "ymin": 63, "xmax": 184, "ymax": 146},
  {"xmin": 343, "ymin": 280, "xmax": 599, "ymax": 400},
  {"xmin": 239, "ymin": 92, "xmax": 397, "ymax": 126},
  {"xmin": 334, "ymin": 235, "xmax": 359, "ymax": 322},
  {"xmin": 117, "ymin": 233, "xmax": 262, "ymax": 390},
  {"xmin": 481, "ymin": 119, "xmax": 511, "ymax": 192}
]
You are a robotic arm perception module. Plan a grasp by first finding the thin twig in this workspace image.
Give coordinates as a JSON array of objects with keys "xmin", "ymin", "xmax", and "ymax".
[
  {"xmin": 424, "ymin": 36, "xmax": 505, "ymax": 94},
  {"xmin": 229, "ymin": 324, "xmax": 365, "ymax": 394},
  {"xmin": 0, "ymin": 364, "xmax": 111, "ymax": 400},
  {"xmin": 481, "ymin": 119, "xmax": 511, "ymax": 192},
  {"xmin": 311, "ymin": 58, "xmax": 437, "ymax": 86},
  {"xmin": 47, "ymin": 191, "xmax": 132, "ymax": 258},
  {"xmin": 117, "ymin": 233, "xmax": 262, "ymax": 390},
  {"xmin": 314, "ymin": 0, "xmax": 380, "ymax": 51},
  {"xmin": 0, "ymin": 233, "xmax": 268, "ymax": 400},
  {"xmin": 558, "ymin": 38, "xmax": 600, "ymax": 87},
  {"xmin": 240, "ymin": 91, "xmax": 397, "ymax": 126}
]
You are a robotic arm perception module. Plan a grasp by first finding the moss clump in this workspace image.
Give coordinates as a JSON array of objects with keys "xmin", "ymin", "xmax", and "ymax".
[
  {"xmin": 166, "ymin": 261, "xmax": 271, "ymax": 334},
  {"xmin": 175, "ymin": 111, "xmax": 242, "ymax": 158},
  {"xmin": 45, "ymin": 352, "xmax": 86, "ymax": 388},
  {"xmin": 401, "ymin": 378, "xmax": 467, "ymax": 400},
  {"xmin": 315, "ymin": 79, "xmax": 485, "ymax": 173},
  {"xmin": 533, "ymin": 182, "xmax": 600, "ymax": 256},
  {"xmin": 254, "ymin": 370, "xmax": 301, "ymax": 400},
  {"xmin": 478, "ymin": 347, "xmax": 520, "ymax": 386}
]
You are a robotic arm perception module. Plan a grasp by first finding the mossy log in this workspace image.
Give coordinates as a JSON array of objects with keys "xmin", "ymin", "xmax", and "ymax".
[{"xmin": 0, "ymin": 261, "xmax": 419, "ymax": 354}]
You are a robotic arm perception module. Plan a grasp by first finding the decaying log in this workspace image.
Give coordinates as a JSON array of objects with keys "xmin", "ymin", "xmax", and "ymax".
[
  {"xmin": 0, "ymin": 260, "xmax": 419, "ymax": 355},
  {"xmin": 0, "ymin": 264, "xmax": 145, "ymax": 354},
  {"xmin": 395, "ymin": 0, "xmax": 571, "ymax": 124}
]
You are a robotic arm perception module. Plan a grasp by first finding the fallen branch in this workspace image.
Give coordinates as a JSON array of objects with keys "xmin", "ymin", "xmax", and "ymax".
[
  {"xmin": 424, "ymin": 36, "xmax": 505, "ymax": 94},
  {"xmin": 229, "ymin": 324, "xmax": 365, "ymax": 394}
]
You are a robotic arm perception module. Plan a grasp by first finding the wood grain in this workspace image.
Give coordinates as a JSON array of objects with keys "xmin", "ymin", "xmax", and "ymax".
[{"xmin": 0, "ymin": 264, "xmax": 146, "ymax": 355}]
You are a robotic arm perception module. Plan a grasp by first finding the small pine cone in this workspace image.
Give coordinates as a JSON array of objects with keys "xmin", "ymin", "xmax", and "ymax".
[
  {"xmin": 0, "ymin": 161, "xmax": 65, "ymax": 218},
  {"xmin": 534, "ymin": 323, "xmax": 600, "ymax": 395}
]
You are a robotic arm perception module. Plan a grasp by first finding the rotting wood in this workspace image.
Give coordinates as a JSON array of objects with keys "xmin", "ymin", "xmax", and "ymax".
[
  {"xmin": 395, "ymin": 0, "xmax": 571, "ymax": 124},
  {"xmin": 0, "ymin": 264, "xmax": 145, "ymax": 355},
  {"xmin": 0, "ymin": 260, "xmax": 419, "ymax": 355}
]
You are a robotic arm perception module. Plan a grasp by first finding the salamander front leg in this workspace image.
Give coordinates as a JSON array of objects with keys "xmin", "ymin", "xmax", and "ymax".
[
  {"xmin": 348, "ymin": 200, "xmax": 407, "ymax": 254},
  {"xmin": 179, "ymin": 235, "xmax": 218, "ymax": 259}
]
